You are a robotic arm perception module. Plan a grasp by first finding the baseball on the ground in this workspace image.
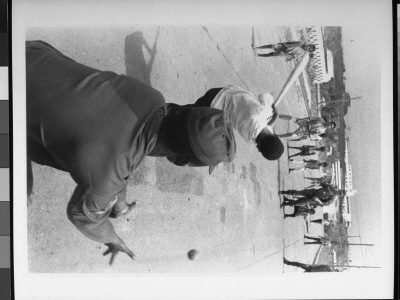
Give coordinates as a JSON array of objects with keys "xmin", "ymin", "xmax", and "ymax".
[{"xmin": 187, "ymin": 249, "xmax": 199, "ymax": 260}]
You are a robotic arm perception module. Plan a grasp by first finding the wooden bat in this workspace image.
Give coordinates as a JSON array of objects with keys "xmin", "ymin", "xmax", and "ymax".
[{"xmin": 272, "ymin": 52, "xmax": 310, "ymax": 109}]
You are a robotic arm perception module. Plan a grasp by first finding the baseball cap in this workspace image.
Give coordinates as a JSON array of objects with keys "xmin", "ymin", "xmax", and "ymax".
[{"xmin": 186, "ymin": 107, "xmax": 236, "ymax": 174}]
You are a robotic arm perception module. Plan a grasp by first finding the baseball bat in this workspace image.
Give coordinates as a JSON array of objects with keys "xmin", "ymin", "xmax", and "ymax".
[{"xmin": 272, "ymin": 52, "xmax": 310, "ymax": 109}]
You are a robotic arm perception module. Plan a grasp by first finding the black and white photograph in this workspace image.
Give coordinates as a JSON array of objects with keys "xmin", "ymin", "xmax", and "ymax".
[{"xmin": 12, "ymin": 0, "xmax": 394, "ymax": 299}]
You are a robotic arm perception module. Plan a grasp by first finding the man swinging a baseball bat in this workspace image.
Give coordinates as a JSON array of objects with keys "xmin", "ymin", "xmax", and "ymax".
[
  {"xmin": 175, "ymin": 85, "xmax": 284, "ymax": 163},
  {"xmin": 178, "ymin": 52, "xmax": 312, "ymax": 162},
  {"xmin": 172, "ymin": 47, "xmax": 314, "ymax": 164}
]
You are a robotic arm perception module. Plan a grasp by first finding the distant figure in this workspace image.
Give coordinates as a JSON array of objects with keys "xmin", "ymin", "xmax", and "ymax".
[
  {"xmin": 310, "ymin": 218, "xmax": 333, "ymax": 225},
  {"xmin": 289, "ymin": 159, "xmax": 328, "ymax": 173},
  {"xmin": 304, "ymin": 235, "xmax": 337, "ymax": 246},
  {"xmin": 281, "ymin": 196, "xmax": 323, "ymax": 208},
  {"xmin": 253, "ymin": 41, "xmax": 316, "ymax": 61},
  {"xmin": 281, "ymin": 186, "xmax": 344, "ymax": 208},
  {"xmin": 288, "ymin": 145, "xmax": 325, "ymax": 158},
  {"xmin": 278, "ymin": 114, "xmax": 336, "ymax": 140},
  {"xmin": 311, "ymin": 188, "xmax": 346, "ymax": 207},
  {"xmin": 304, "ymin": 175, "xmax": 329, "ymax": 187},
  {"xmin": 283, "ymin": 257, "xmax": 337, "ymax": 272},
  {"xmin": 279, "ymin": 188, "xmax": 316, "ymax": 198},
  {"xmin": 282, "ymin": 194, "xmax": 338, "ymax": 209},
  {"xmin": 289, "ymin": 133, "xmax": 326, "ymax": 142},
  {"xmin": 315, "ymin": 186, "xmax": 345, "ymax": 200},
  {"xmin": 284, "ymin": 206, "xmax": 315, "ymax": 219},
  {"xmin": 280, "ymin": 184, "xmax": 336, "ymax": 198}
]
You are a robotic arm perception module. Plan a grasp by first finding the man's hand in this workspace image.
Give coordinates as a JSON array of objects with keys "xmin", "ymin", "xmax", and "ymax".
[
  {"xmin": 109, "ymin": 201, "xmax": 137, "ymax": 219},
  {"xmin": 267, "ymin": 110, "xmax": 279, "ymax": 127},
  {"xmin": 103, "ymin": 240, "xmax": 136, "ymax": 266}
]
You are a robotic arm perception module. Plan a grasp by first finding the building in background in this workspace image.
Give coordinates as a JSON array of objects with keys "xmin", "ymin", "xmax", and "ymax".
[
  {"xmin": 306, "ymin": 26, "xmax": 334, "ymax": 84},
  {"xmin": 342, "ymin": 139, "xmax": 357, "ymax": 227}
]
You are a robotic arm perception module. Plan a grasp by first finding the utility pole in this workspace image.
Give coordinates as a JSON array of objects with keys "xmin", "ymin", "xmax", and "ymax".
[
  {"xmin": 347, "ymin": 243, "xmax": 375, "ymax": 246},
  {"xmin": 334, "ymin": 265, "xmax": 380, "ymax": 269},
  {"xmin": 318, "ymin": 97, "xmax": 362, "ymax": 105}
]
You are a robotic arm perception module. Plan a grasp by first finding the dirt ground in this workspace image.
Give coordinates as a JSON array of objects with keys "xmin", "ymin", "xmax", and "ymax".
[{"xmin": 26, "ymin": 26, "xmax": 323, "ymax": 273}]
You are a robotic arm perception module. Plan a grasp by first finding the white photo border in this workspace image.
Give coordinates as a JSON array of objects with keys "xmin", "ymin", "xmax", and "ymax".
[{"xmin": 12, "ymin": 0, "xmax": 394, "ymax": 299}]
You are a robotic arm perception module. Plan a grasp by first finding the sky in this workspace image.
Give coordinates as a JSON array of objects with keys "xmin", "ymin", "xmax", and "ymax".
[{"xmin": 341, "ymin": 26, "xmax": 385, "ymax": 269}]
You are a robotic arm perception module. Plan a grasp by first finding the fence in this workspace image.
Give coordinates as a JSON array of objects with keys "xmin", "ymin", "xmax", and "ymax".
[{"xmin": 306, "ymin": 26, "xmax": 332, "ymax": 84}]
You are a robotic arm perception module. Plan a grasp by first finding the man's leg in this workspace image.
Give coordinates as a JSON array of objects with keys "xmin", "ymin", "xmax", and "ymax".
[
  {"xmin": 310, "ymin": 219, "xmax": 323, "ymax": 224},
  {"xmin": 253, "ymin": 44, "xmax": 275, "ymax": 49},
  {"xmin": 277, "ymin": 132, "xmax": 298, "ymax": 138},
  {"xmin": 304, "ymin": 176, "xmax": 319, "ymax": 181},
  {"xmin": 298, "ymin": 150, "xmax": 311, "ymax": 157},
  {"xmin": 279, "ymin": 190, "xmax": 297, "ymax": 195},
  {"xmin": 288, "ymin": 152, "xmax": 301, "ymax": 159},
  {"xmin": 283, "ymin": 41, "xmax": 302, "ymax": 46},
  {"xmin": 293, "ymin": 198, "xmax": 311, "ymax": 207},
  {"xmin": 305, "ymin": 185, "xmax": 317, "ymax": 189},
  {"xmin": 290, "ymin": 159, "xmax": 305, "ymax": 163},
  {"xmin": 281, "ymin": 197, "xmax": 295, "ymax": 206},
  {"xmin": 284, "ymin": 213, "xmax": 295, "ymax": 218},
  {"xmin": 291, "ymin": 134, "xmax": 308, "ymax": 142},
  {"xmin": 294, "ymin": 190, "xmax": 315, "ymax": 197},
  {"xmin": 255, "ymin": 52, "xmax": 280, "ymax": 58},
  {"xmin": 290, "ymin": 136, "xmax": 308, "ymax": 142},
  {"xmin": 304, "ymin": 166, "xmax": 317, "ymax": 171},
  {"xmin": 289, "ymin": 167, "xmax": 305, "ymax": 173},
  {"xmin": 283, "ymin": 258, "xmax": 310, "ymax": 270},
  {"xmin": 304, "ymin": 235, "xmax": 320, "ymax": 242}
]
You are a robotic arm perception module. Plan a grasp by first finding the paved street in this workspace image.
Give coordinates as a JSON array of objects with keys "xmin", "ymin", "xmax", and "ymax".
[{"xmin": 26, "ymin": 26, "xmax": 322, "ymax": 273}]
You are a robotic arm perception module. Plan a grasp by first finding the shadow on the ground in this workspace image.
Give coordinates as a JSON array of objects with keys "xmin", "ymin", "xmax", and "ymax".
[
  {"xmin": 124, "ymin": 29, "xmax": 159, "ymax": 86},
  {"xmin": 249, "ymin": 162, "xmax": 262, "ymax": 207},
  {"xmin": 124, "ymin": 29, "xmax": 205, "ymax": 196},
  {"xmin": 155, "ymin": 157, "xmax": 205, "ymax": 196}
]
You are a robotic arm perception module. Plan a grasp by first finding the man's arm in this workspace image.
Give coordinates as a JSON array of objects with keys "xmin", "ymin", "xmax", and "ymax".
[
  {"xmin": 309, "ymin": 135, "xmax": 322, "ymax": 141},
  {"xmin": 67, "ymin": 185, "xmax": 135, "ymax": 265},
  {"xmin": 267, "ymin": 110, "xmax": 279, "ymax": 127},
  {"xmin": 312, "ymin": 196, "xmax": 324, "ymax": 206},
  {"xmin": 303, "ymin": 159, "xmax": 317, "ymax": 163}
]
